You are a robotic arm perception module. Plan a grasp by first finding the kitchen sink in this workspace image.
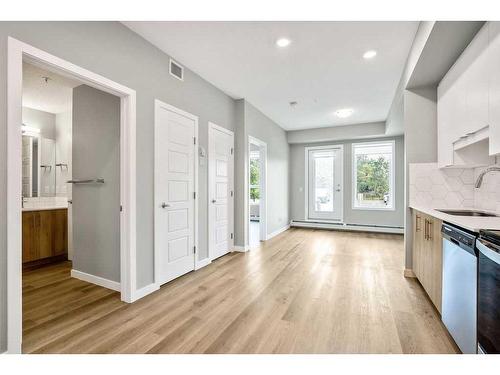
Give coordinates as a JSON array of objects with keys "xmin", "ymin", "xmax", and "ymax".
[{"xmin": 436, "ymin": 209, "xmax": 499, "ymax": 217}]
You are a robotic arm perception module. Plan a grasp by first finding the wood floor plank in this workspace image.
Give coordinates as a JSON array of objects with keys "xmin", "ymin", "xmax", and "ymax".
[{"xmin": 22, "ymin": 228, "xmax": 458, "ymax": 354}]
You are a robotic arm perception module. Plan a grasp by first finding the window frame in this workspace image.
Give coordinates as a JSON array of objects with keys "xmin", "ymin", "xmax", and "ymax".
[{"xmin": 351, "ymin": 140, "xmax": 396, "ymax": 211}]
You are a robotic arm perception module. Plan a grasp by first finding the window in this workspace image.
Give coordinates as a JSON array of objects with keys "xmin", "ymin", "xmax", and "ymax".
[
  {"xmin": 249, "ymin": 151, "xmax": 260, "ymax": 204},
  {"xmin": 352, "ymin": 141, "xmax": 395, "ymax": 210}
]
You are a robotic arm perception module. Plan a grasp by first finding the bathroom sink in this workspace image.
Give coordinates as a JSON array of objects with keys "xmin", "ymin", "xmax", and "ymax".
[{"xmin": 436, "ymin": 209, "xmax": 499, "ymax": 217}]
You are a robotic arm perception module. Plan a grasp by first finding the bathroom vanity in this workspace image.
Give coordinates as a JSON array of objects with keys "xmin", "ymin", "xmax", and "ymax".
[{"xmin": 22, "ymin": 207, "xmax": 68, "ymax": 268}]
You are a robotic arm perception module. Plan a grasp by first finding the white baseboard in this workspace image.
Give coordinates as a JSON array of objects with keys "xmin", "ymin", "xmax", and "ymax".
[
  {"xmin": 266, "ymin": 224, "xmax": 290, "ymax": 240},
  {"xmin": 71, "ymin": 269, "xmax": 121, "ymax": 292},
  {"xmin": 233, "ymin": 245, "xmax": 249, "ymax": 252},
  {"xmin": 131, "ymin": 283, "xmax": 160, "ymax": 302},
  {"xmin": 195, "ymin": 257, "xmax": 212, "ymax": 270},
  {"xmin": 291, "ymin": 220, "xmax": 404, "ymax": 234}
]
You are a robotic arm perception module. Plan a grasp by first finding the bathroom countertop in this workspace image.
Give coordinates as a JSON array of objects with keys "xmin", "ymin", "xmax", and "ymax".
[
  {"xmin": 22, "ymin": 205, "xmax": 68, "ymax": 212},
  {"xmin": 410, "ymin": 204, "xmax": 500, "ymax": 232}
]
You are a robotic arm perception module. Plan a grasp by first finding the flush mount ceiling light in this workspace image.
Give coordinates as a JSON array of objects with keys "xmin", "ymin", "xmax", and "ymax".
[
  {"xmin": 276, "ymin": 38, "xmax": 291, "ymax": 48},
  {"xmin": 335, "ymin": 108, "xmax": 354, "ymax": 118},
  {"xmin": 363, "ymin": 50, "xmax": 377, "ymax": 59}
]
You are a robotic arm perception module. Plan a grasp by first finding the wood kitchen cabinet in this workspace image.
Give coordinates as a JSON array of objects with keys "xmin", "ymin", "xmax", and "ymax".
[
  {"xmin": 22, "ymin": 208, "xmax": 68, "ymax": 266},
  {"xmin": 412, "ymin": 210, "xmax": 443, "ymax": 313}
]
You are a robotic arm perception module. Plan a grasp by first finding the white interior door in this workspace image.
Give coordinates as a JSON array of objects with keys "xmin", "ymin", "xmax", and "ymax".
[
  {"xmin": 155, "ymin": 101, "xmax": 197, "ymax": 285},
  {"xmin": 307, "ymin": 146, "xmax": 343, "ymax": 221},
  {"xmin": 209, "ymin": 123, "xmax": 234, "ymax": 260}
]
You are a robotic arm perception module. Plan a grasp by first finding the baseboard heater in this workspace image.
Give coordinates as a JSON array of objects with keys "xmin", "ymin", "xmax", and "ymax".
[{"xmin": 291, "ymin": 220, "xmax": 404, "ymax": 234}]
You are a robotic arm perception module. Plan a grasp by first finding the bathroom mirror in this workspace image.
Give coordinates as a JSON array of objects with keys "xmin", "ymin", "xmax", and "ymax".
[{"xmin": 22, "ymin": 129, "xmax": 57, "ymax": 198}]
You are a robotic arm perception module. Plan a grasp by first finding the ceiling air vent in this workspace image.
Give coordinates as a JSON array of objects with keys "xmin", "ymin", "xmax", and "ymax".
[{"xmin": 169, "ymin": 59, "xmax": 184, "ymax": 81}]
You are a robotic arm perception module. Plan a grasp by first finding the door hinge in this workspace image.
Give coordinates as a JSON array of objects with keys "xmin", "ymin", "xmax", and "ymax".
[
  {"xmin": 193, "ymin": 136, "xmax": 197, "ymax": 145},
  {"xmin": 230, "ymin": 233, "xmax": 233, "ymax": 239},
  {"xmin": 193, "ymin": 191, "xmax": 196, "ymax": 199},
  {"xmin": 120, "ymin": 205, "xmax": 123, "ymax": 212},
  {"xmin": 230, "ymin": 147, "xmax": 234, "ymax": 155},
  {"xmin": 230, "ymin": 190, "xmax": 233, "ymax": 197},
  {"xmin": 193, "ymin": 245, "xmax": 197, "ymax": 254}
]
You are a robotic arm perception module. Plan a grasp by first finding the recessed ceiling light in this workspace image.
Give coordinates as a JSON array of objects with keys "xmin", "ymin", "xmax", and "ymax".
[
  {"xmin": 335, "ymin": 108, "xmax": 354, "ymax": 118},
  {"xmin": 276, "ymin": 38, "xmax": 291, "ymax": 48},
  {"xmin": 363, "ymin": 50, "xmax": 377, "ymax": 59}
]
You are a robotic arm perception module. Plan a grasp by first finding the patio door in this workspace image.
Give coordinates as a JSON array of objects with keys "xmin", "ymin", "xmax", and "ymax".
[{"xmin": 307, "ymin": 146, "xmax": 343, "ymax": 221}]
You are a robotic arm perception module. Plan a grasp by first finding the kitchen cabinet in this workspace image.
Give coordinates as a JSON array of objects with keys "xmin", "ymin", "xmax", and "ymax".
[
  {"xmin": 412, "ymin": 209, "xmax": 443, "ymax": 313},
  {"xmin": 22, "ymin": 208, "xmax": 68, "ymax": 266},
  {"xmin": 437, "ymin": 22, "xmax": 497, "ymax": 167},
  {"xmin": 489, "ymin": 21, "xmax": 500, "ymax": 155}
]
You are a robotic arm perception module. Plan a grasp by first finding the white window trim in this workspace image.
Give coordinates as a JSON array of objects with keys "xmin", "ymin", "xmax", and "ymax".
[{"xmin": 351, "ymin": 140, "xmax": 395, "ymax": 211}]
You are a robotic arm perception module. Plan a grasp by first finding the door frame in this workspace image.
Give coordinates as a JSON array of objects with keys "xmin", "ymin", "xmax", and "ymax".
[
  {"xmin": 304, "ymin": 144, "xmax": 344, "ymax": 223},
  {"xmin": 153, "ymin": 99, "xmax": 199, "ymax": 285},
  {"xmin": 6, "ymin": 37, "xmax": 137, "ymax": 353},
  {"xmin": 208, "ymin": 122, "xmax": 234, "ymax": 261},
  {"xmin": 247, "ymin": 136, "xmax": 267, "ymax": 244}
]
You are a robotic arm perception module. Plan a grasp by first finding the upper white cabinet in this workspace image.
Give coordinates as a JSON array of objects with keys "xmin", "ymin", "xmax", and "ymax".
[
  {"xmin": 437, "ymin": 22, "xmax": 497, "ymax": 168},
  {"xmin": 489, "ymin": 22, "xmax": 500, "ymax": 155}
]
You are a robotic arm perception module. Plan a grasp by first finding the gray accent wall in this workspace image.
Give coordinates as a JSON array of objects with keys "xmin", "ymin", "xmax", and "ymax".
[
  {"xmin": 233, "ymin": 99, "xmax": 290, "ymax": 246},
  {"xmin": 0, "ymin": 22, "xmax": 237, "ymax": 351},
  {"xmin": 290, "ymin": 136, "xmax": 405, "ymax": 228}
]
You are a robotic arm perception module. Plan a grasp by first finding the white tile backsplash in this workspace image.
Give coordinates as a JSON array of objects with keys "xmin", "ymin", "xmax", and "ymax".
[
  {"xmin": 409, "ymin": 163, "xmax": 475, "ymax": 209},
  {"xmin": 410, "ymin": 162, "xmax": 500, "ymax": 213}
]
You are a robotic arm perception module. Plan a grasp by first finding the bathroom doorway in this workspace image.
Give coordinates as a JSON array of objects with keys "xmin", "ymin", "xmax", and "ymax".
[{"xmin": 7, "ymin": 39, "xmax": 137, "ymax": 353}]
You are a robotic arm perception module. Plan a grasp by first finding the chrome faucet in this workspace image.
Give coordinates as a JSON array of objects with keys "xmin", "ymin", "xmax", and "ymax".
[{"xmin": 475, "ymin": 166, "xmax": 500, "ymax": 188}]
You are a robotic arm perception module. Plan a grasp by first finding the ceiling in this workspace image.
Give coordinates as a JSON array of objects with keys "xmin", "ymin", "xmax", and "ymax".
[
  {"xmin": 23, "ymin": 62, "xmax": 81, "ymax": 114},
  {"xmin": 124, "ymin": 21, "xmax": 419, "ymax": 131}
]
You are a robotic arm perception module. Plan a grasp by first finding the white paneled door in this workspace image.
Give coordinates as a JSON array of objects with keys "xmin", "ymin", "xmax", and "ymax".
[
  {"xmin": 155, "ymin": 101, "xmax": 198, "ymax": 285},
  {"xmin": 208, "ymin": 123, "xmax": 234, "ymax": 260}
]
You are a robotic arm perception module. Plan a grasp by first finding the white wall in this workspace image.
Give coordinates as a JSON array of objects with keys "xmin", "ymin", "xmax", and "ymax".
[{"xmin": 287, "ymin": 122, "xmax": 386, "ymax": 144}]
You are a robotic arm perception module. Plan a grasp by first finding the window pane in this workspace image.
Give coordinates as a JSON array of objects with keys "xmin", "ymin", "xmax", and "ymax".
[
  {"xmin": 250, "ymin": 187, "xmax": 260, "ymax": 204},
  {"xmin": 250, "ymin": 158, "xmax": 260, "ymax": 186},
  {"xmin": 354, "ymin": 142, "xmax": 393, "ymax": 209},
  {"xmin": 314, "ymin": 153, "xmax": 334, "ymax": 212}
]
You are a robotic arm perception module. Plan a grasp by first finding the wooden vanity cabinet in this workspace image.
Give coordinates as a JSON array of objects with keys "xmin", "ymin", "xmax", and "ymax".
[
  {"xmin": 22, "ymin": 208, "xmax": 68, "ymax": 266},
  {"xmin": 412, "ymin": 209, "xmax": 443, "ymax": 313}
]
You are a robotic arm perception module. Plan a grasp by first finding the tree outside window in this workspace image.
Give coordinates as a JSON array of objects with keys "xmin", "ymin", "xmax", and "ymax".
[
  {"xmin": 250, "ymin": 157, "xmax": 260, "ymax": 203},
  {"xmin": 353, "ymin": 141, "xmax": 394, "ymax": 209}
]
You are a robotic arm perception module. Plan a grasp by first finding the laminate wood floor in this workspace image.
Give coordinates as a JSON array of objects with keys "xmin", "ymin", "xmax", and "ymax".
[{"xmin": 22, "ymin": 228, "xmax": 459, "ymax": 354}]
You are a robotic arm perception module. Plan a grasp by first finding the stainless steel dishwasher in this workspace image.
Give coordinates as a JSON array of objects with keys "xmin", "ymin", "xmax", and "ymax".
[{"xmin": 441, "ymin": 223, "xmax": 478, "ymax": 354}]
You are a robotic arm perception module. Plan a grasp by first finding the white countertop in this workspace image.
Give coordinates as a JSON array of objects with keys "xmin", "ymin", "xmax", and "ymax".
[
  {"xmin": 22, "ymin": 205, "xmax": 68, "ymax": 212},
  {"xmin": 410, "ymin": 205, "xmax": 500, "ymax": 232}
]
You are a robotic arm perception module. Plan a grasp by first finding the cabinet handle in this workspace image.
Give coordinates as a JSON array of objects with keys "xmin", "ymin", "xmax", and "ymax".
[
  {"xmin": 424, "ymin": 219, "xmax": 429, "ymax": 240},
  {"xmin": 428, "ymin": 220, "xmax": 433, "ymax": 240},
  {"xmin": 416, "ymin": 215, "xmax": 421, "ymax": 232}
]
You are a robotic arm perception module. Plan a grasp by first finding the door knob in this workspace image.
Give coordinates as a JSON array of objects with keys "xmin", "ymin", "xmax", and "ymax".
[
  {"xmin": 212, "ymin": 199, "xmax": 217, "ymax": 203},
  {"xmin": 161, "ymin": 202, "xmax": 170, "ymax": 208}
]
